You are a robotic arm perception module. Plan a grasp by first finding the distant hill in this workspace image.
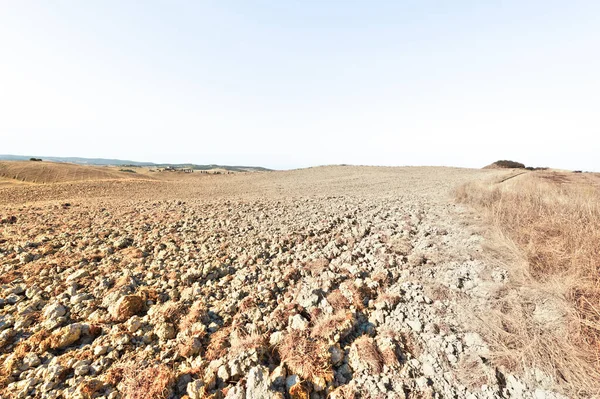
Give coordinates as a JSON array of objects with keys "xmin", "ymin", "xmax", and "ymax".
[
  {"xmin": 0, "ymin": 155, "xmax": 271, "ymax": 173},
  {"xmin": 0, "ymin": 161, "xmax": 152, "ymax": 184}
]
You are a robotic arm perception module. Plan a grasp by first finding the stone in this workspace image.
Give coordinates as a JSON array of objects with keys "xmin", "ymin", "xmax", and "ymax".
[
  {"xmin": 94, "ymin": 345, "xmax": 109, "ymax": 356},
  {"xmin": 406, "ymin": 319, "xmax": 422, "ymax": 332},
  {"xmin": 155, "ymin": 322, "xmax": 176, "ymax": 341},
  {"xmin": 246, "ymin": 366, "xmax": 271, "ymax": 398},
  {"xmin": 66, "ymin": 269, "xmax": 89, "ymax": 282},
  {"xmin": 286, "ymin": 374, "xmax": 300, "ymax": 390},
  {"xmin": 187, "ymin": 379, "xmax": 206, "ymax": 399},
  {"xmin": 270, "ymin": 365, "xmax": 286, "ymax": 387},
  {"xmin": 126, "ymin": 316, "xmax": 142, "ymax": 333},
  {"xmin": 22, "ymin": 353, "xmax": 41, "ymax": 369},
  {"xmin": 44, "ymin": 323, "xmax": 82, "ymax": 350},
  {"xmin": 218, "ymin": 364, "xmax": 230, "ymax": 381},
  {"xmin": 269, "ymin": 331, "xmax": 284, "ymax": 346},
  {"xmin": 289, "ymin": 314, "xmax": 309, "ymax": 331}
]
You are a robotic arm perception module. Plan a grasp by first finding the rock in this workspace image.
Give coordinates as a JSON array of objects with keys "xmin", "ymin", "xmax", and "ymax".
[
  {"xmin": 0, "ymin": 315, "xmax": 14, "ymax": 331},
  {"xmin": 329, "ymin": 344, "xmax": 344, "ymax": 366},
  {"xmin": 126, "ymin": 315, "xmax": 142, "ymax": 333},
  {"xmin": 289, "ymin": 314, "xmax": 309, "ymax": 331},
  {"xmin": 226, "ymin": 385, "xmax": 246, "ymax": 399},
  {"xmin": 73, "ymin": 360, "xmax": 90, "ymax": 376},
  {"xmin": 286, "ymin": 374, "xmax": 300, "ymax": 390},
  {"xmin": 114, "ymin": 237, "xmax": 133, "ymax": 249},
  {"xmin": 421, "ymin": 360, "xmax": 435, "ymax": 377},
  {"xmin": 21, "ymin": 353, "xmax": 41, "ymax": 369},
  {"xmin": 70, "ymin": 293, "xmax": 88, "ymax": 305},
  {"xmin": 44, "ymin": 323, "xmax": 82, "ymax": 350},
  {"xmin": 187, "ymin": 379, "xmax": 206, "ymax": 399},
  {"xmin": 67, "ymin": 269, "xmax": 89, "ymax": 282},
  {"xmin": 270, "ymin": 365, "xmax": 286, "ymax": 387},
  {"xmin": 155, "ymin": 322, "xmax": 176, "ymax": 341},
  {"xmin": 218, "ymin": 364, "xmax": 230, "ymax": 381},
  {"xmin": 94, "ymin": 345, "xmax": 109, "ymax": 356},
  {"xmin": 6, "ymin": 294, "xmax": 21, "ymax": 305},
  {"xmin": 406, "ymin": 319, "xmax": 422, "ymax": 332},
  {"xmin": 246, "ymin": 366, "xmax": 271, "ymax": 399},
  {"xmin": 415, "ymin": 376, "xmax": 429, "ymax": 389},
  {"xmin": 44, "ymin": 303, "xmax": 67, "ymax": 320},
  {"xmin": 463, "ymin": 332, "xmax": 489, "ymax": 355},
  {"xmin": 269, "ymin": 331, "xmax": 284, "ymax": 346}
]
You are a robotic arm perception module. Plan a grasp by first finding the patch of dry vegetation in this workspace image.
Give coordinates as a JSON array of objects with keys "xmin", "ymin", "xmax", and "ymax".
[
  {"xmin": 205, "ymin": 326, "xmax": 232, "ymax": 361},
  {"xmin": 456, "ymin": 171, "xmax": 600, "ymax": 393},
  {"xmin": 229, "ymin": 329, "xmax": 267, "ymax": 358},
  {"xmin": 278, "ymin": 329, "xmax": 334, "ymax": 386},
  {"xmin": 121, "ymin": 363, "xmax": 174, "ymax": 399},
  {"xmin": 311, "ymin": 310, "xmax": 355, "ymax": 343},
  {"xmin": 352, "ymin": 336, "xmax": 384, "ymax": 374}
]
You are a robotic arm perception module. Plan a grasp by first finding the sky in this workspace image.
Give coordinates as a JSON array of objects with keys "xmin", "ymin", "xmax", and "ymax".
[{"xmin": 1, "ymin": 1, "xmax": 599, "ymax": 170}]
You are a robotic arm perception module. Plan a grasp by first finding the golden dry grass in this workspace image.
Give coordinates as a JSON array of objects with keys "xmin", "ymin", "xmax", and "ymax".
[
  {"xmin": 311, "ymin": 310, "xmax": 355, "ymax": 343},
  {"xmin": 278, "ymin": 329, "xmax": 334, "ymax": 385},
  {"xmin": 352, "ymin": 335, "xmax": 384, "ymax": 374},
  {"xmin": 229, "ymin": 330, "xmax": 267, "ymax": 358},
  {"xmin": 205, "ymin": 326, "xmax": 232, "ymax": 361},
  {"xmin": 121, "ymin": 363, "xmax": 174, "ymax": 399},
  {"xmin": 456, "ymin": 171, "xmax": 600, "ymax": 393}
]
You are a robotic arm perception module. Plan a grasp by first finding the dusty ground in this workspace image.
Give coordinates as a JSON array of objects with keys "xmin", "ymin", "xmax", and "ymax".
[{"xmin": 0, "ymin": 166, "xmax": 570, "ymax": 398}]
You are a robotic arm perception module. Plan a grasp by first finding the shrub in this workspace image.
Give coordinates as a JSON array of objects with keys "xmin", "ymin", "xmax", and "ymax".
[{"xmin": 491, "ymin": 160, "xmax": 525, "ymax": 169}]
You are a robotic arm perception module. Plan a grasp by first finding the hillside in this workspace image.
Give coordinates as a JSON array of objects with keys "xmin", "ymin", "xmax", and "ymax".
[
  {"xmin": 0, "ymin": 154, "xmax": 271, "ymax": 172},
  {"xmin": 0, "ymin": 161, "xmax": 152, "ymax": 184}
]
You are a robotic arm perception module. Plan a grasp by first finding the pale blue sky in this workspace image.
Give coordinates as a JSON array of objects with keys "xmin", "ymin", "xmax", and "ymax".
[{"xmin": 1, "ymin": 1, "xmax": 599, "ymax": 170}]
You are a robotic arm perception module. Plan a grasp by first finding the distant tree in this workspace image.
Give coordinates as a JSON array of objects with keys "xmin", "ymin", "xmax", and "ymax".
[{"xmin": 29, "ymin": 158, "xmax": 42, "ymax": 162}]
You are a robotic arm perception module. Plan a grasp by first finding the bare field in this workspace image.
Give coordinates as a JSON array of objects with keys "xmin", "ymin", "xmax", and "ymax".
[
  {"xmin": 0, "ymin": 165, "xmax": 582, "ymax": 398},
  {"xmin": 0, "ymin": 161, "xmax": 154, "ymax": 185}
]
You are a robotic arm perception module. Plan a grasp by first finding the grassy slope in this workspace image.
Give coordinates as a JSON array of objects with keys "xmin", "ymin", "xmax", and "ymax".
[{"xmin": 456, "ymin": 170, "xmax": 600, "ymax": 393}]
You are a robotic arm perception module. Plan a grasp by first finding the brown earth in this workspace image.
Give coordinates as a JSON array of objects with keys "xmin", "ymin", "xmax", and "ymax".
[{"xmin": 0, "ymin": 165, "xmax": 579, "ymax": 398}]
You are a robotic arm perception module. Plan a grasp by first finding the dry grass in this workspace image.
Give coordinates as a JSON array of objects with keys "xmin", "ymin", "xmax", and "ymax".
[
  {"xmin": 205, "ymin": 326, "xmax": 231, "ymax": 361},
  {"xmin": 352, "ymin": 335, "xmax": 384, "ymax": 374},
  {"xmin": 455, "ymin": 354, "xmax": 493, "ymax": 389},
  {"xmin": 178, "ymin": 300, "xmax": 208, "ymax": 334},
  {"xmin": 326, "ymin": 289, "xmax": 351, "ymax": 311},
  {"xmin": 456, "ymin": 171, "xmax": 600, "ymax": 394},
  {"xmin": 311, "ymin": 310, "xmax": 356, "ymax": 343},
  {"xmin": 278, "ymin": 329, "xmax": 334, "ymax": 385},
  {"xmin": 229, "ymin": 329, "xmax": 267, "ymax": 358},
  {"xmin": 305, "ymin": 258, "xmax": 330, "ymax": 276},
  {"xmin": 121, "ymin": 363, "xmax": 174, "ymax": 399},
  {"xmin": 156, "ymin": 301, "xmax": 186, "ymax": 324}
]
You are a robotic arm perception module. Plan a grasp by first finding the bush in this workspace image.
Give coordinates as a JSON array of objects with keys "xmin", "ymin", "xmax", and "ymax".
[
  {"xmin": 29, "ymin": 158, "xmax": 42, "ymax": 162},
  {"xmin": 119, "ymin": 169, "xmax": 137, "ymax": 173},
  {"xmin": 492, "ymin": 160, "xmax": 525, "ymax": 169}
]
